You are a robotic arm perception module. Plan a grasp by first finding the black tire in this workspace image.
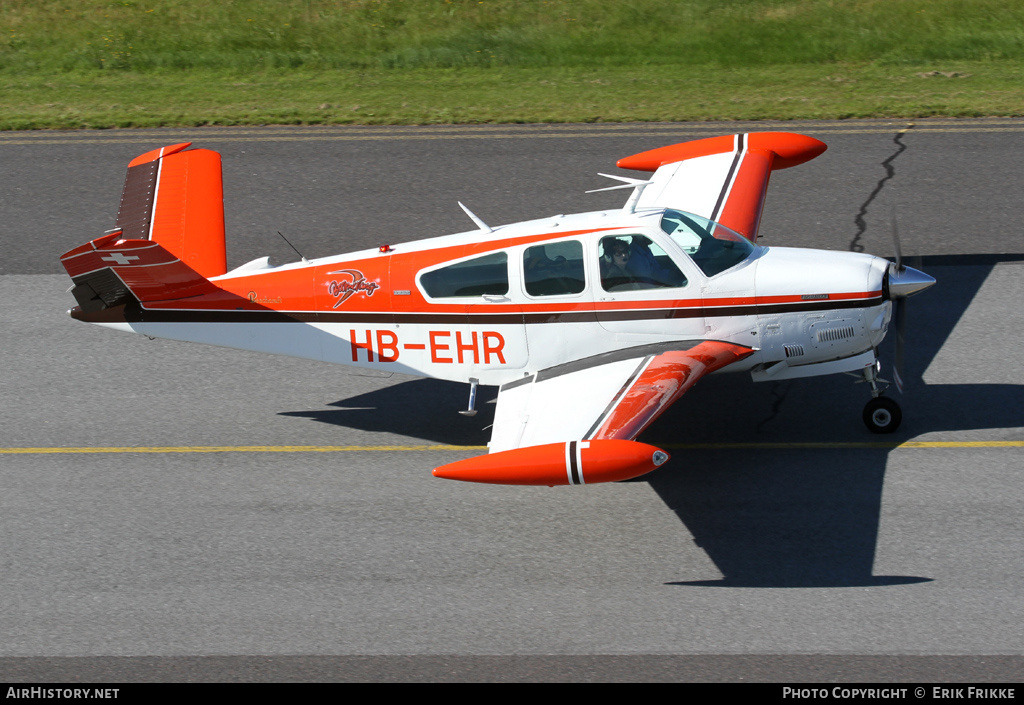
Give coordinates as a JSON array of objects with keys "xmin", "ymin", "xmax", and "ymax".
[{"xmin": 863, "ymin": 396, "xmax": 902, "ymax": 434}]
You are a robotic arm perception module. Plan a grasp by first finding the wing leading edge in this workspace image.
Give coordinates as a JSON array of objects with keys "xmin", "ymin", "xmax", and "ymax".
[{"xmin": 433, "ymin": 341, "xmax": 754, "ymax": 485}]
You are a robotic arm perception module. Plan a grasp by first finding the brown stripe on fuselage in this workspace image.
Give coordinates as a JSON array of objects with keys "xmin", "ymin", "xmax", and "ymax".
[{"xmin": 73, "ymin": 294, "xmax": 884, "ymax": 326}]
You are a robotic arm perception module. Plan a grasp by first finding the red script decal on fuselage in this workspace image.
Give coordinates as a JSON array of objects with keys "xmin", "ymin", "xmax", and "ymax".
[{"xmin": 327, "ymin": 269, "xmax": 380, "ymax": 308}]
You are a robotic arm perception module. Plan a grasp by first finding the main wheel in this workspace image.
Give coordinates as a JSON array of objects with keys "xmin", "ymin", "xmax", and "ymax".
[{"xmin": 863, "ymin": 396, "xmax": 902, "ymax": 434}]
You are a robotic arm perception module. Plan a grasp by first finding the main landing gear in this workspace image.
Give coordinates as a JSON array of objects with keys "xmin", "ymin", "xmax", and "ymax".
[{"xmin": 859, "ymin": 360, "xmax": 902, "ymax": 434}]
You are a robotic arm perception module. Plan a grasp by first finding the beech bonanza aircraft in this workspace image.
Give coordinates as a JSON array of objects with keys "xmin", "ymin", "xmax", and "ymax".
[{"xmin": 61, "ymin": 133, "xmax": 934, "ymax": 486}]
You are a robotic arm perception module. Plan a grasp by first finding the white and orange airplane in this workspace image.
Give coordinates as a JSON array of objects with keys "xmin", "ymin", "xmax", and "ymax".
[{"xmin": 60, "ymin": 132, "xmax": 934, "ymax": 486}]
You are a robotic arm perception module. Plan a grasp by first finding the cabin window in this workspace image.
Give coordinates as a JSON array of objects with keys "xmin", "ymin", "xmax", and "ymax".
[
  {"xmin": 419, "ymin": 252, "xmax": 509, "ymax": 298},
  {"xmin": 598, "ymin": 235, "xmax": 688, "ymax": 292},
  {"xmin": 523, "ymin": 240, "xmax": 586, "ymax": 297}
]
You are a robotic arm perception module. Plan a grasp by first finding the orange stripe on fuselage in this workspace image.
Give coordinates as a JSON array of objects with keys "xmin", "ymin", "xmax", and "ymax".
[{"xmin": 119, "ymin": 218, "xmax": 880, "ymax": 317}]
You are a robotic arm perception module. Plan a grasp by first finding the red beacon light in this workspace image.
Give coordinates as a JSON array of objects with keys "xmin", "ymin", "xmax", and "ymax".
[{"xmin": 379, "ymin": 244, "xmax": 393, "ymax": 253}]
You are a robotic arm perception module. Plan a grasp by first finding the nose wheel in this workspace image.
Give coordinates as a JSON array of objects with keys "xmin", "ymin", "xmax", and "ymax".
[
  {"xmin": 858, "ymin": 358, "xmax": 903, "ymax": 434},
  {"xmin": 863, "ymin": 396, "xmax": 902, "ymax": 434}
]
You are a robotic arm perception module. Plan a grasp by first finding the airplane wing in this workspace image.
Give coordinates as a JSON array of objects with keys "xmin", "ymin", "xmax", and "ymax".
[
  {"xmin": 616, "ymin": 132, "xmax": 827, "ymax": 242},
  {"xmin": 434, "ymin": 340, "xmax": 754, "ymax": 485}
]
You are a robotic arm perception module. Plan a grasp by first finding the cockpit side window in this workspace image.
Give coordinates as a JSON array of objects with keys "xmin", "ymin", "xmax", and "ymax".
[
  {"xmin": 598, "ymin": 235, "xmax": 688, "ymax": 292},
  {"xmin": 419, "ymin": 251, "xmax": 508, "ymax": 298},
  {"xmin": 661, "ymin": 209, "xmax": 756, "ymax": 278},
  {"xmin": 523, "ymin": 240, "xmax": 586, "ymax": 297}
]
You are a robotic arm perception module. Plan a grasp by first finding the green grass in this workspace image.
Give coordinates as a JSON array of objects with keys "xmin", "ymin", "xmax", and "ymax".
[
  {"xmin": 1, "ymin": 63, "xmax": 1018, "ymax": 130},
  {"xmin": 1, "ymin": 0, "xmax": 1023, "ymax": 128}
]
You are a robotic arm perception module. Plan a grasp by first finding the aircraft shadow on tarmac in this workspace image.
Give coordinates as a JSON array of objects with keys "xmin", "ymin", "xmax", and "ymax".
[{"xmin": 282, "ymin": 258, "xmax": 1023, "ymax": 588}]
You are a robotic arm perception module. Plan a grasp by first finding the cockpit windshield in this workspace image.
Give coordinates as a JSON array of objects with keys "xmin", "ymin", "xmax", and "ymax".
[{"xmin": 660, "ymin": 209, "xmax": 757, "ymax": 278}]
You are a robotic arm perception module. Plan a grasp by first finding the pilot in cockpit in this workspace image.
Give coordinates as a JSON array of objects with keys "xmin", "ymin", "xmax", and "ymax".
[{"xmin": 600, "ymin": 238, "xmax": 633, "ymax": 290}]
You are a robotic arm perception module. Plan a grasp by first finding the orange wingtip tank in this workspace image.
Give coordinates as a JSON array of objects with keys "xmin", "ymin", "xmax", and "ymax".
[
  {"xmin": 617, "ymin": 132, "xmax": 827, "ymax": 172},
  {"xmin": 433, "ymin": 439, "xmax": 670, "ymax": 486}
]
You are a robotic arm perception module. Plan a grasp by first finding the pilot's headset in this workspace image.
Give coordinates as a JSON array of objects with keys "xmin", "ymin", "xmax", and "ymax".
[{"xmin": 601, "ymin": 237, "xmax": 620, "ymax": 263}]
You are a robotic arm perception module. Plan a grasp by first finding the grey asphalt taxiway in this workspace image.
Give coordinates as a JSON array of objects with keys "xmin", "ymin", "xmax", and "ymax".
[{"xmin": 1, "ymin": 120, "xmax": 1022, "ymax": 681}]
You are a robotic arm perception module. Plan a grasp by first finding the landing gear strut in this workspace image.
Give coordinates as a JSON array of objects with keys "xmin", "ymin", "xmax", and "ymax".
[{"xmin": 859, "ymin": 359, "xmax": 902, "ymax": 434}]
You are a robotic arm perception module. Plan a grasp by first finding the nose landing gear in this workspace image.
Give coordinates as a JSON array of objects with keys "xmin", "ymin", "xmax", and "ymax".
[{"xmin": 859, "ymin": 359, "xmax": 902, "ymax": 433}]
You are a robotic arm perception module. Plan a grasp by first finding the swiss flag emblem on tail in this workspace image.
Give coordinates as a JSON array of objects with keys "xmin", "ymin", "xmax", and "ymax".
[{"xmin": 60, "ymin": 232, "xmax": 216, "ymax": 312}]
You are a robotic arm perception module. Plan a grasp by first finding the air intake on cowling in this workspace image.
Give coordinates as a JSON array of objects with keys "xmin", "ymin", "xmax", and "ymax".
[{"xmin": 817, "ymin": 326, "xmax": 855, "ymax": 343}]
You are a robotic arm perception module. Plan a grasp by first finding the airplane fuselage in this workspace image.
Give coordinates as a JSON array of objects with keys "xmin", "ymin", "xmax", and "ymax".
[{"xmin": 81, "ymin": 207, "xmax": 893, "ymax": 388}]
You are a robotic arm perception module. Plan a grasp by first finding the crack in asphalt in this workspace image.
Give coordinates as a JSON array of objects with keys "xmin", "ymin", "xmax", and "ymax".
[
  {"xmin": 756, "ymin": 124, "xmax": 915, "ymax": 431},
  {"xmin": 756, "ymin": 381, "xmax": 789, "ymax": 434},
  {"xmin": 849, "ymin": 123, "xmax": 915, "ymax": 253}
]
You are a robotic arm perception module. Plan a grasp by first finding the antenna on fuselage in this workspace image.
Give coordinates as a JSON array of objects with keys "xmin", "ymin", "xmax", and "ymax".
[
  {"xmin": 458, "ymin": 202, "xmax": 492, "ymax": 234},
  {"xmin": 587, "ymin": 173, "xmax": 654, "ymax": 214},
  {"xmin": 277, "ymin": 231, "xmax": 309, "ymax": 264}
]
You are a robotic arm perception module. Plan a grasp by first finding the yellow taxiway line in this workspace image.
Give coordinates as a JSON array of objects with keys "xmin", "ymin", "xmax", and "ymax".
[
  {"xmin": 0, "ymin": 445, "xmax": 485, "ymax": 454},
  {"xmin": 1, "ymin": 441, "xmax": 1021, "ymax": 455}
]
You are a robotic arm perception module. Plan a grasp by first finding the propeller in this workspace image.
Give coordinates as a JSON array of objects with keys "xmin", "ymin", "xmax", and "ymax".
[
  {"xmin": 890, "ymin": 207, "xmax": 906, "ymax": 393},
  {"xmin": 892, "ymin": 279, "xmax": 907, "ymax": 393},
  {"xmin": 887, "ymin": 204, "xmax": 934, "ymax": 394}
]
